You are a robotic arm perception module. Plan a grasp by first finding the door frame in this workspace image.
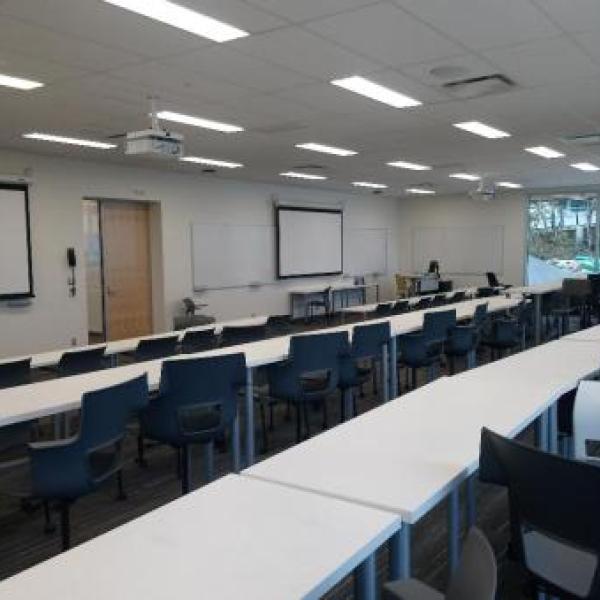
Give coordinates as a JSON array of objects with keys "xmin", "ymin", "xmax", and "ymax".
[{"xmin": 83, "ymin": 196, "xmax": 164, "ymax": 341}]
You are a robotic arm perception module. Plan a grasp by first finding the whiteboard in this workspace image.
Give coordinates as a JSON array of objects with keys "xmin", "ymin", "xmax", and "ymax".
[
  {"xmin": 192, "ymin": 223, "xmax": 275, "ymax": 289},
  {"xmin": 277, "ymin": 207, "xmax": 343, "ymax": 277},
  {"xmin": 0, "ymin": 185, "xmax": 33, "ymax": 298},
  {"xmin": 345, "ymin": 228, "xmax": 388, "ymax": 275},
  {"xmin": 412, "ymin": 226, "xmax": 504, "ymax": 274}
]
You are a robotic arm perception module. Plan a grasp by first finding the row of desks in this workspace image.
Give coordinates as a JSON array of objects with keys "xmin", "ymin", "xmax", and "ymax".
[
  {"xmin": 2, "ymin": 324, "xmax": 599, "ymax": 598},
  {"xmin": 0, "ymin": 296, "xmax": 520, "ymax": 470}
]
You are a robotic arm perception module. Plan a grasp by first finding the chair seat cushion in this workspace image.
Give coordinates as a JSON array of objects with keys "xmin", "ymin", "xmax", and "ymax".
[
  {"xmin": 300, "ymin": 371, "xmax": 330, "ymax": 394},
  {"xmin": 384, "ymin": 578, "xmax": 444, "ymax": 600},
  {"xmin": 524, "ymin": 530, "xmax": 597, "ymax": 598},
  {"xmin": 179, "ymin": 407, "xmax": 222, "ymax": 436}
]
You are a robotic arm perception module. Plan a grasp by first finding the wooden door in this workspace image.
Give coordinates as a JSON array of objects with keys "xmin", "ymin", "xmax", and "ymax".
[{"xmin": 101, "ymin": 201, "xmax": 153, "ymax": 341}]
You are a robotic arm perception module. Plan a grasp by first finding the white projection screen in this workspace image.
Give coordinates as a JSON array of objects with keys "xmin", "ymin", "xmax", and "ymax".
[
  {"xmin": 0, "ymin": 184, "xmax": 34, "ymax": 299},
  {"xmin": 277, "ymin": 206, "xmax": 343, "ymax": 278}
]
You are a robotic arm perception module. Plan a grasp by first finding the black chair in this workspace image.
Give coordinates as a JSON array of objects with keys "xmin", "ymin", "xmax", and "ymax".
[
  {"xmin": 448, "ymin": 291, "xmax": 466, "ymax": 303},
  {"xmin": 476, "ymin": 286, "xmax": 496, "ymax": 298},
  {"xmin": 133, "ymin": 335, "xmax": 180, "ymax": 362},
  {"xmin": 266, "ymin": 315, "xmax": 293, "ymax": 337},
  {"xmin": 446, "ymin": 304, "xmax": 488, "ymax": 373},
  {"xmin": 220, "ymin": 324, "xmax": 267, "ymax": 347},
  {"xmin": 480, "ymin": 427, "xmax": 600, "ymax": 599},
  {"xmin": 0, "ymin": 358, "xmax": 32, "ymax": 389},
  {"xmin": 392, "ymin": 300, "xmax": 410, "ymax": 315},
  {"xmin": 28, "ymin": 374, "xmax": 149, "ymax": 551},
  {"xmin": 140, "ymin": 354, "xmax": 246, "ymax": 494},
  {"xmin": 588, "ymin": 274, "xmax": 600, "ymax": 323},
  {"xmin": 267, "ymin": 332, "xmax": 348, "ymax": 442},
  {"xmin": 551, "ymin": 278, "xmax": 592, "ymax": 336},
  {"xmin": 480, "ymin": 313, "xmax": 525, "ymax": 360},
  {"xmin": 413, "ymin": 297, "xmax": 433, "ymax": 311},
  {"xmin": 180, "ymin": 328, "xmax": 216, "ymax": 353},
  {"xmin": 385, "ymin": 528, "xmax": 497, "ymax": 600},
  {"xmin": 374, "ymin": 303, "xmax": 394, "ymax": 318},
  {"xmin": 57, "ymin": 347, "xmax": 107, "ymax": 376},
  {"xmin": 338, "ymin": 322, "xmax": 391, "ymax": 420},
  {"xmin": 305, "ymin": 287, "xmax": 332, "ymax": 322},
  {"xmin": 431, "ymin": 294, "xmax": 448, "ymax": 307},
  {"xmin": 486, "ymin": 272, "xmax": 501, "ymax": 288}
]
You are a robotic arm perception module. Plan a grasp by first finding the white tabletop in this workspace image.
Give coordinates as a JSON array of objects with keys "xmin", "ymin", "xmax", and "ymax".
[
  {"xmin": 561, "ymin": 325, "xmax": 600, "ymax": 342},
  {"xmin": 245, "ymin": 338, "xmax": 600, "ymax": 524},
  {"xmin": 0, "ymin": 475, "xmax": 400, "ymax": 600},
  {"xmin": 0, "ymin": 315, "xmax": 269, "ymax": 369}
]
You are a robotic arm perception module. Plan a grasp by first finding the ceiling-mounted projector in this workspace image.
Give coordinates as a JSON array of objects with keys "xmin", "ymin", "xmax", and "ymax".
[
  {"xmin": 469, "ymin": 177, "xmax": 496, "ymax": 202},
  {"xmin": 125, "ymin": 129, "xmax": 183, "ymax": 158},
  {"xmin": 118, "ymin": 96, "xmax": 184, "ymax": 158}
]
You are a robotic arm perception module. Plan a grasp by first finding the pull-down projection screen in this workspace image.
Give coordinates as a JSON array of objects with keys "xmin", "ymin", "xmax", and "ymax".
[
  {"xmin": 0, "ymin": 184, "xmax": 34, "ymax": 299},
  {"xmin": 277, "ymin": 206, "xmax": 343, "ymax": 278}
]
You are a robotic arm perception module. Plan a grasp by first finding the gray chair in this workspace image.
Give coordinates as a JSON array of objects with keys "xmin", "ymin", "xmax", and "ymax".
[{"xmin": 384, "ymin": 528, "xmax": 497, "ymax": 600}]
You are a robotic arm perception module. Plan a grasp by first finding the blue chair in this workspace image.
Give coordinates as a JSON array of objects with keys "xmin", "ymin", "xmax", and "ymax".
[
  {"xmin": 140, "ymin": 354, "xmax": 246, "ymax": 494},
  {"xmin": 133, "ymin": 335, "xmax": 180, "ymax": 362},
  {"xmin": 397, "ymin": 310, "xmax": 456, "ymax": 390},
  {"xmin": 220, "ymin": 324, "xmax": 267, "ymax": 347},
  {"xmin": 481, "ymin": 302, "xmax": 527, "ymax": 359},
  {"xmin": 338, "ymin": 323, "xmax": 391, "ymax": 420},
  {"xmin": 180, "ymin": 328, "xmax": 216, "ymax": 354},
  {"xmin": 446, "ymin": 304, "xmax": 488, "ymax": 373},
  {"xmin": 58, "ymin": 346, "xmax": 107, "ymax": 376},
  {"xmin": 373, "ymin": 303, "xmax": 394, "ymax": 318},
  {"xmin": 267, "ymin": 332, "xmax": 348, "ymax": 443},
  {"xmin": 476, "ymin": 286, "xmax": 497, "ymax": 298},
  {"xmin": 28, "ymin": 374, "xmax": 149, "ymax": 550},
  {"xmin": 392, "ymin": 300, "xmax": 410, "ymax": 315},
  {"xmin": 0, "ymin": 358, "xmax": 32, "ymax": 389},
  {"xmin": 305, "ymin": 287, "xmax": 332, "ymax": 323},
  {"xmin": 449, "ymin": 290, "xmax": 467, "ymax": 303},
  {"xmin": 431, "ymin": 293, "xmax": 448, "ymax": 307},
  {"xmin": 266, "ymin": 315, "xmax": 293, "ymax": 337},
  {"xmin": 413, "ymin": 297, "xmax": 433, "ymax": 311}
]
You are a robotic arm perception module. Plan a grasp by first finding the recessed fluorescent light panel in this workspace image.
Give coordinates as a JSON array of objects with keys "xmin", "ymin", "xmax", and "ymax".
[
  {"xmin": 352, "ymin": 182, "xmax": 388, "ymax": 189},
  {"xmin": 157, "ymin": 111, "xmax": 243, "ymax": 133},
  {"xmin": 103, "ymin": 0, "xmax": 248, "ymax": 42},
  {"xmin": 454, "ymin": 121, "xmax": 511, "ymax": 139},
  {"xmin": 525, "ymin": 146, "xmax": 564, "ymax": 159},
  {"xmin": 331, "ymin": 76, "xmax": 422, "ymax": 109},
  {"xmin": 280, "ymin": 171, "xmax": 327, "ymax": 181},
  {"xmin": 497, "ymin": 181, "xmax": 523, "ymax": 189},
  {"xmin": 295, "ymin": 143, "xmax": 357, "ymax": 157},
  {"xmin": 406, "ymin": 188, "xmax": 436, "ymax": 195},
  {"xmin": 571, "ymin": 162, "xmax": 600, "ymax": 172},
  {"xmin": 23, "ymin": 132, "xmax": 116, "ymax": 149},
  {"xmin": 0, "ymin": 73, "xmax": 43, "ymax": 90},
  {"xmin": 449, "ymin": 173, "xmax": 480, "ymax": 181},
  {"xmin": 387, "ymin": 160, "xmax": 431, "ymax": 171},
  {"xmin": 181, "ymin": 156, "xmax": 243, "ymax": 168}
]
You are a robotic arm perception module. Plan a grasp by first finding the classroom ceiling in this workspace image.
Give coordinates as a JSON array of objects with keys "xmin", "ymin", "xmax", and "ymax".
[{"xmin": 0, "ymin": 0, "xmax": 600, "ymax": 197}]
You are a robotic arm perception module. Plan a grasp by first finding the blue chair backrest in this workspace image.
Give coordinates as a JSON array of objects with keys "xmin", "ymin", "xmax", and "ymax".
[
  {"xmin": 472, "ymin": 303, "xmax": 488, "ymax": 327},
  {"xmin": 352, "ymin": 322, "xmax": 391, "ymax": 360},
  {"xmin": 423, "ymin": 309, "xmax": 457, "ymax": 342},
  {"xmin": 134, "ymin": 336, "xmax": 180, "ymax": 361},
  {"xmin": 220, "ymin": 324, "xmax": 267, "ymax": 347},
  {"xmin": 266, "ymin": 315, "xmax": 292, "ymax": 336},
  {"xmin": 0, "ymin": 358, "xmax": 31, "ymax": 389},
  {"xmin": 451, "ymin": 291, "xmax": 467, "ymax": 303},
  {"xmin": 180, "ymin": 329, "xmax": 216, "ymax": 353},
  {"xmin": 58, "ymin": 346, "xmax": 107, "ymax": 375},
  {"xmin": 374, "ymin": 303, "xmax": 394, "ymax": 317},
  {"xmin": 393, "ymin": 300, "xmax": 410, "ymax": 314},
  {"xmin": 414, "ymin": 297, "xmax": 433, "ymax": 310},
  {"xmin": 79, "ymin": 374, "xmax": 149, "ymax": 450}
]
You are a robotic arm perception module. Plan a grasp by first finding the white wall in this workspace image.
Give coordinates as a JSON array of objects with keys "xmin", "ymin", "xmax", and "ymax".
[
  {"xmin": 396, "ymin": 192, "xmax": 527, "ymax": 289},
  {"xmin": 0, "ymin": 148, "xmax": 402, "ymax": 358}
]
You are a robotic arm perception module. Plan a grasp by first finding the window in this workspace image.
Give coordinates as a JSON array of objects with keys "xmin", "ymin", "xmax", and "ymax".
[{"xmin": 527, "ymin": 193, "xmax": 600, "ymax": 284}]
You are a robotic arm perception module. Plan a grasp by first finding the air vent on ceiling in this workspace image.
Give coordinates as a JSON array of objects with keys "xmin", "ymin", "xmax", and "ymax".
[
  {"xmin": 292, "ymin": 164, "xmax": 327, "ymax": 171},
  {"xmin": 562, "ymin": 133, "xmax": 600, "ymax": 147},
  {"xmin": 443, "ymin": 74, "xmax": 515, "ymax": 100}
]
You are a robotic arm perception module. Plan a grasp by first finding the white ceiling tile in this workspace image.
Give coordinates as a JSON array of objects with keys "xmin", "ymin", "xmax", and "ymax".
[
  {"xmin": 178, "ymin": 0, "xmax": 287, "ymax": 33},
  {"xmin": 0, "ymin": 51, "xmax": 85, "ymax": 84},
  {"xmin": 393, "ymin": 0, "xmax": 561, "ymax": 51},
  {"xmin": 531, "ymin": 0, "xmax": 600, "ymax": 34},
  {"xmin": 0, "ymin": 0, "xmax": 208, "ymax": 58},
  {"xmin": 483, "ymin": 36, "xmax": 600, "ymax": 88},
  {"xmin": 0, "ymin": 17, "xmax": 142, "ymax": 72},
  {"xmin": 243, "ymin": 0, "xmax": 378, "ymax": 23},
  {"xmin": 229, "ymin": 27, "xmax": 380, "ymax": 80},
  {"xmin": 160, "ymin": 46, "xmax": 316, "ymax": 93},
  {"xmin": 306, "ymin": 3, "xmax": 464, "ymax": 67},
  {"xmin": 576, "ymin": 33, "xmax": 600, "ymax": 65}
]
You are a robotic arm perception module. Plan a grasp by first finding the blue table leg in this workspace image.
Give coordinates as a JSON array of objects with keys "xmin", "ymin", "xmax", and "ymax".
[
  {"xmin": 343, "ymin": 389, "xmax": 354, "ymax": 421},
  {"xmin": 548, "ymin": 403, "xmax": 558, "ymax": 454},
  {"xmin": 390, "ymin": 524, "xmax": 411, "ymax": 580},
  {"xmin": 389, "ymin": 337, "xmax": 398, "ymax": 399},
  {"xmin": 535, "ymin": 411, "xmax": 549, "ymax": 452},
  {"xmin": 448, "ymin": 488, "xmax": 460, "ymax": 573},
  {"xmin": 203, "ymin": 442, "xmax": 214, "ymax": 483},
  {"xmin": 381, "ymin": 344, "xmax": 389, "ymax": 403},
  {"xmin": 466, "ymin": 475, "xmax": 477, "ymax": 528},
  {"xmin": 466, "ymin": 349, "xmax": 476, "ymax": 370},
  {"xmin": 245, "ymin": 366, "xmax": 255, "ymax": 467},
  {"xmin": 354, "ymin": 553, "xmax": 377, "ymax": 600}
]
